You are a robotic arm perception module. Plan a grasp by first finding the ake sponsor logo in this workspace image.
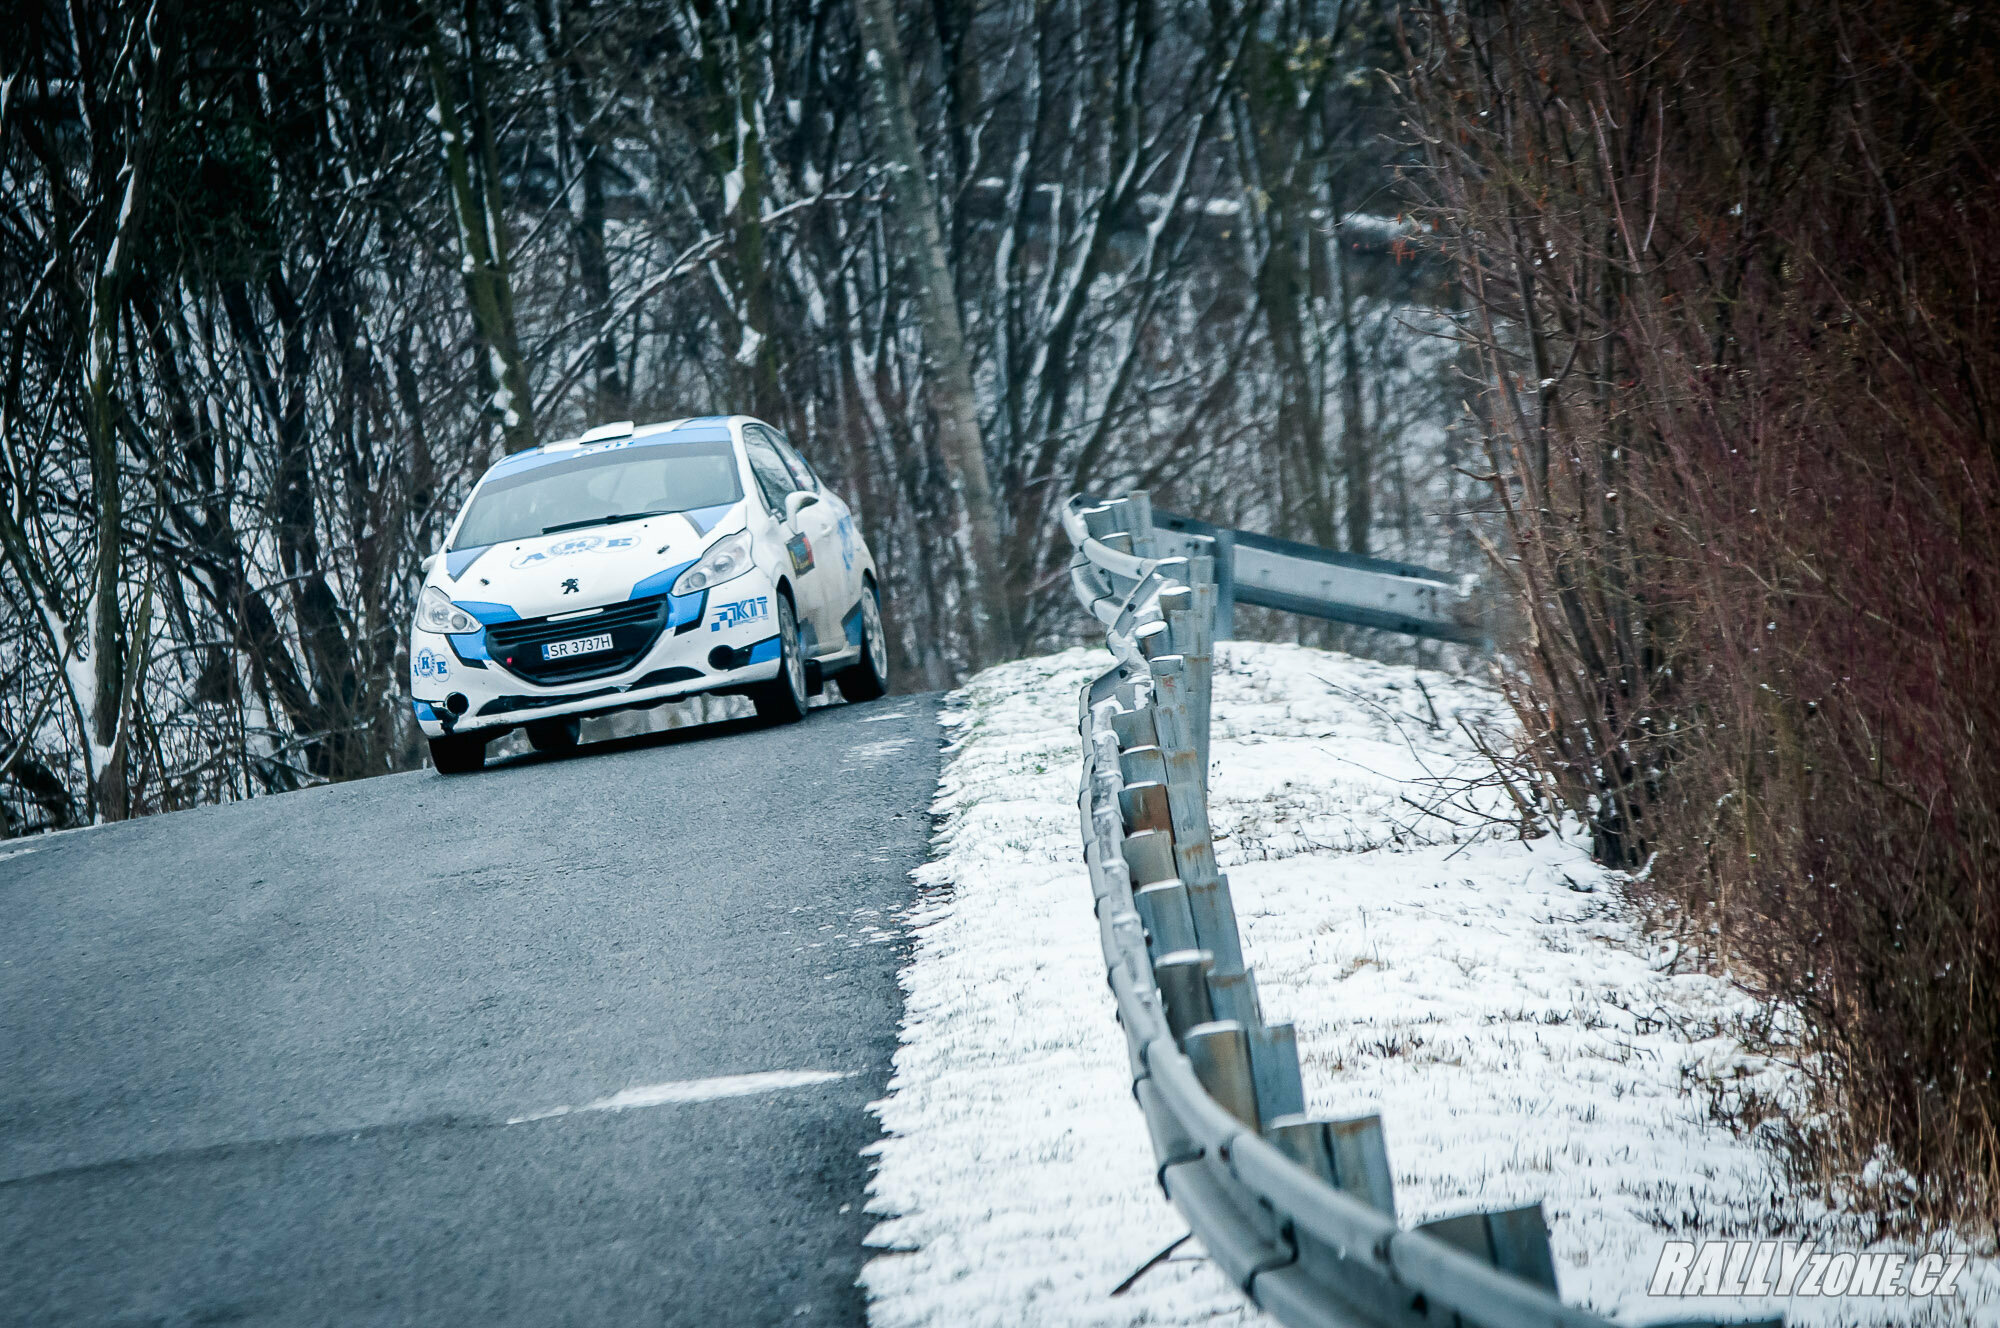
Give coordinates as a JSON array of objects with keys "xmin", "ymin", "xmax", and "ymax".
[
  {"xmin": 413, "ymin": 647, "xmax": 451, "ymax": 681},
  {"xmin": 710, "ymin": 596, "xmax": 771, "ymax": 631},
  {"xmin": 509, "ymin": 532, "xmax": 640, "ymax": 568}
]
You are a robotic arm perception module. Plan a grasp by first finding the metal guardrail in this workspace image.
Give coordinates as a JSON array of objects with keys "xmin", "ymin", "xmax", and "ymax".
[
  {"xmin": 1062, "ymin": 492, "xmax": 1774, "ymax": 1328},
  {"xmin": 1146, "ymin": 508, "xmax": 1487, "ymax": 646}
]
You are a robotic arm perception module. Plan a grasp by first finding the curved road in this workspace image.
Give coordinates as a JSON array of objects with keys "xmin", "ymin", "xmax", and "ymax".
[{"xmin": 1, "ymin": 696, "xmax": 939, "ymax": 1326}]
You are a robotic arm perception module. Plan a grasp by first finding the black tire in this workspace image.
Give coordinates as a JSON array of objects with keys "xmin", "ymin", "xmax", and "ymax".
[
  {"xmin": 428, "ymin": 732, "xmax": 487, "ymax": 774},
  {"xmin": 525, "ymin": 716, "xmax": 581, "ymax": 753},
  {"xmin": 837, "ymin": 579, "xmax": 890, "ymax": 703},
  {"xmin": 751, "ymin": 593, "xmax": 809, "ymax": 724}
]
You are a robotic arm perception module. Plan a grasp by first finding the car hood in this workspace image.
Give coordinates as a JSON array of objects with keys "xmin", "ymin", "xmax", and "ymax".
[{"xmin": 432, "ymin": 502, "xmax": 746, "ymax": 621}]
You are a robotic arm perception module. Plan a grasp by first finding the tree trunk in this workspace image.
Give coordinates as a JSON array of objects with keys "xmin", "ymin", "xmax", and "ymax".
[
  {"xmin": 1335, "ymin": 234, "xmax": 1371, "ymax": 556},
  {"xmin": 854, "ymin": 0, "xmax": 1010, "ymax": 665},
  {"xmin": 422, "ymin": 4, "xmax": 537, "ymax": 454},
  {"xmin": 72, "ymin": 5, "xmax": 174, "ymax": 819}
]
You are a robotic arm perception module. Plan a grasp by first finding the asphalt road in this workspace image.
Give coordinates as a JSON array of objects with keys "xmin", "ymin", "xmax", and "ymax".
[{"xmin": 0, "ymin": 694, "xmax": 940, "ymax": 1327}]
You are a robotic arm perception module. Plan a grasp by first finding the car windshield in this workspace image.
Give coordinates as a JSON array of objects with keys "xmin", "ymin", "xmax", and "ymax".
[{"xmin": 451, "ymin": 439, "xmax": 742, "ymax": 549}]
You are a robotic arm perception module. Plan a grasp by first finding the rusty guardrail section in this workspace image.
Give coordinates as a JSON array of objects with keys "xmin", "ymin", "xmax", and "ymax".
[{"xmin": 1063, "ymin": 492, "xmax": 1774, "ymax": 1328}]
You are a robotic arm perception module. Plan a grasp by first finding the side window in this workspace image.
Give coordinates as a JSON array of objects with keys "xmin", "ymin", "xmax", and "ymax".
[
  {"xmin": 741, "ymin": 428, "xmax": 796, "ymax": 514},
  {"xmin": 770, "ymin": 433, "xmax": 820, "ymax": 493}
]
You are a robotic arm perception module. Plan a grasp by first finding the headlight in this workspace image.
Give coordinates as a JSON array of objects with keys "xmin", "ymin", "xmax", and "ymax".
[
  {"xmin": 672, "ymin": 531, "xmax": 754, "ymax": 595},
  {"xmin": 416, "ymin": 585, "xmax": 480, "ymax": 635}
]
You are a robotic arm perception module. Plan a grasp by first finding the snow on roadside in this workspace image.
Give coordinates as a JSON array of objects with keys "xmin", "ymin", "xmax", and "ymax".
[{"xmin": 863, "ymin": 641, "xmax": 1996, "ymax": 1328}]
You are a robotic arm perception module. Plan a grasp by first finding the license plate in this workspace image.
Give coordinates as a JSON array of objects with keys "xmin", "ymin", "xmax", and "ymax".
[{"xmin": 543, "ymin": 632, "xmax": 614, "ymax": 661}]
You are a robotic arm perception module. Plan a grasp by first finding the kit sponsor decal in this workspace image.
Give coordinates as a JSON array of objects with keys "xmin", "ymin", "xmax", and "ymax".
[
  {"xmin": 413, "ymin": 647, "xmax": 451, "ymax": 681},
  {"xmin": 711, "ymin": 596, "xmax": 771, "ymax": 631}
]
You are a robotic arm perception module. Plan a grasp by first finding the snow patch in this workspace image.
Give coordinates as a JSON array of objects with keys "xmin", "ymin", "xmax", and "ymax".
[{"xmin": 864, "ymin": 642, "xmax": 1996, "ymax": 1327}]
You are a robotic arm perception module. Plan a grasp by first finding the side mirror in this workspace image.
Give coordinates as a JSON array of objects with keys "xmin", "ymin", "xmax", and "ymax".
[
  {"xmin": 784, "ymin": 490, "xmax": 820, "ymax": 523},
  {"xmin": 421, "ymin": 551, "xmax": 441, "ymax": 575}
]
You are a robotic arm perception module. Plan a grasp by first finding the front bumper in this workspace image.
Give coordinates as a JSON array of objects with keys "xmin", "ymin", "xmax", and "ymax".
[{"xmin": 408, "ymin": 575, "xmax": 782, "ymax": 738}]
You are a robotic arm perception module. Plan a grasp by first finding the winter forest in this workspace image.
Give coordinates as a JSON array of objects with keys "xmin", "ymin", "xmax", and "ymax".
[
  {"xmin": 6, "ymin": 0, "xmax": 2000, "ymax": 1224},
  {"xmin": 1, "ymin": 0, "xmax": 1463, "ymax": 829}
]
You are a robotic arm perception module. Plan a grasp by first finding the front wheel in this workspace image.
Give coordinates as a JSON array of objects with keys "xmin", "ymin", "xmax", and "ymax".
[
  {"xmin": 428, "ymin": 732, "xmax": 487, "ymax": 774},
  {"xmin": 750, "ymin": 594, "xmax": 809, "ymax": 724},
  {"xmin": 837, "ymin": 581, "xmax": 890, "ymax": 703}
]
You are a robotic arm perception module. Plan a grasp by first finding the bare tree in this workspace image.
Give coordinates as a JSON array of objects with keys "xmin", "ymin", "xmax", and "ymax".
[{"xmin": 855, "ymin": 0, "xmax": 1008, "ymax": 662}]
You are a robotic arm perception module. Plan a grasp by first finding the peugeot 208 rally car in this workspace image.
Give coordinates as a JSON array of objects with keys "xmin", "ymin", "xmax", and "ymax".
[{"xmin": 408, "ymin": 416, "xmax": 889, "ymax": 772}]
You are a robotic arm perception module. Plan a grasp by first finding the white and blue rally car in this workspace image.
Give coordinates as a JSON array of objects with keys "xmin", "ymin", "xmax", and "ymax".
[{"xmin": 408, "ymin": 415, "xmax": 889, "ymax": 772}]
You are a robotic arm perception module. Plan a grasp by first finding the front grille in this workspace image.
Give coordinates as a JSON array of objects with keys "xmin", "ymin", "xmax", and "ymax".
[{"xmin": 486, "ymin": 596, "xmax": 673, "ymax": 685}]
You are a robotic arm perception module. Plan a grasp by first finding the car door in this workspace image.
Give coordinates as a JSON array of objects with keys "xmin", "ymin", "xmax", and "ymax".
[
  {"xmin": 770, "ymin": 430, "xmax": 860, "ymax": 624},
  {"xmin": 741, "ymin": 425, "xmax": 838, "ymax": 654}
]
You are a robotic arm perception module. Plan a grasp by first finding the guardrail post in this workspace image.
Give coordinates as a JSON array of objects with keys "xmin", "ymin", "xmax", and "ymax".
[
  {"xmin": 1126, "ymin": 489, "xmax": 1156, "ymax": 558},
  {"xmin": 1133, "ymin": 881, "xmax": 1201, "ymax": 956},
  {"xmin": 1328, "ymin": 1116, "xmax": 1398, "ymax": 1219},
  {"xmin": 1083, "ymin": 499, "xmax": 1130, "ymax": 540},
  {"xmin": 1109, "ymin": 707, "xmax": 1157, "ymax": 751},
  {"xmin": 1213, "ymin": 528, "xmax": 1236, "ymax": 640},
  {"xmin": 1153, "ymin": 949, "xmax": 1217, "ymax": 1040},
  {"xmin": 1120, "ymin": 828, "xmax": 1178, "ymax": 889},
  {"xmin": 1245, "ymin": 1020, "xmax": 1306, "ymax": 1120},
  {"xmin": 1204, "ymin": 967, "xmax": 1261, "ymax": 1028},
  {"xmin": 1119, "ymin": 781, "xmax": 1173, "ymax": 835},
  {"xmin": 1183, "ymin": 1021, "xmax": 1259, "ymax": 1129},
  {"xmin": 1118, "ymin": 744, "xmax": 1168, "ymax": 786},
  {"xmin": 1265, "ymin": 1114, "xmax": 1397, "ymax": 1218},
  {"xmin": 1418, "ymin": 1204, "xmax": 1559, "ymax": 1295}
]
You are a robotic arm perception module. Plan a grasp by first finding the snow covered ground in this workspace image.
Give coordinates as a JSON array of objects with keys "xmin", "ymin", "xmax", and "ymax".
[{"xmin": 861, "ymin": 641, "xmax": 1996, "ymax": 1328}]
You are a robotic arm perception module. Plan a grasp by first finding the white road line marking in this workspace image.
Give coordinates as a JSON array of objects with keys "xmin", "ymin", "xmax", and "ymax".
[{"xmin": 507, "ymin": 1070, "xmax": 852, "ymax": 1125}]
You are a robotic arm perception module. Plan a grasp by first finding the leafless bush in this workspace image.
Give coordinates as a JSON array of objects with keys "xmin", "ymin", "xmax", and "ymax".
[{"xmin": 1404, "ymin": 0, "xmax": 2000, "ymax": 1228}]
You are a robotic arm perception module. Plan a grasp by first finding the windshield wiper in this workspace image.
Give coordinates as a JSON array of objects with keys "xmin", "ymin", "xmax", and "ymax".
[{"xmin": 541, "ymin": 510, "xmax": 674, "ymax": 535}]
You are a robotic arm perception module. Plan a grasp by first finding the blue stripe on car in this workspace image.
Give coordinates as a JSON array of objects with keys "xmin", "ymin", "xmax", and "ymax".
[
  {"xmin": 746, "ymin": 635, "xmax": 781, "ymax": 665},
  {"xmin": 842, "ymin": 600, "xmax": 865, "ymax": 648},
  {"xmin": 449, "ymin": 632, "xmax": 491, "ymax": 663},
  {"xmin": 412, "ymin": 699, "xmax": 437, "ymax": 722},
  {"xmin": 629, "ymin": 558, "xmax": 698, "ymax": 604},
  {"xmin": 455, "ymin": 600, "xmax": 520, "ymax": 625}
]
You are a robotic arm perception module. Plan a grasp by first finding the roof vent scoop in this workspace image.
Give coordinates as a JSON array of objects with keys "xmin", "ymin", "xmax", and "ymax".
[{"xmin": 578, "ymin": 420, "xmax": 635, "ymax": 443}]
